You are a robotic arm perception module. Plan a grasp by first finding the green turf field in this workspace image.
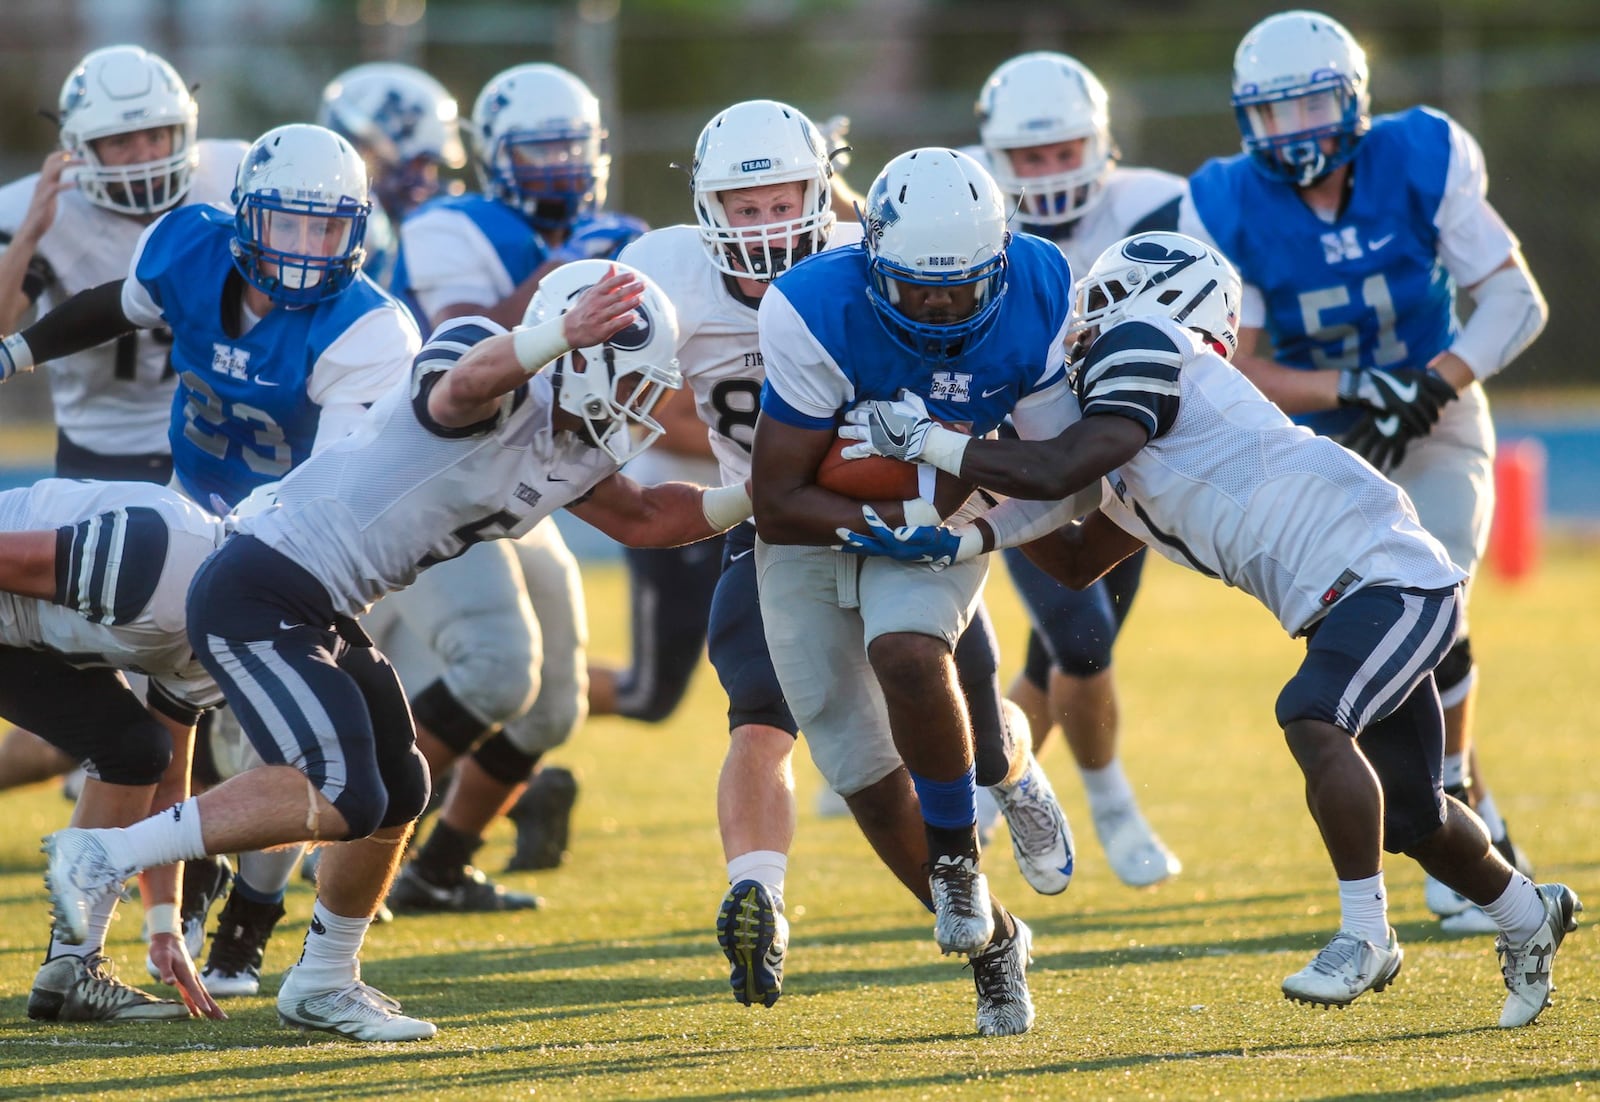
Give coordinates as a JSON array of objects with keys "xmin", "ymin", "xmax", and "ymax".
[{"xmin": 0, "ymin": 545, "xmax": 1594, "ymax": 1100}]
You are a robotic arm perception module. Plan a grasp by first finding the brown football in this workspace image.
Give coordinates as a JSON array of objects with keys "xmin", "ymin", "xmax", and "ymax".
[{"xmin": 816, "ymin": 438, "xmax": 977, "ymax": 519}]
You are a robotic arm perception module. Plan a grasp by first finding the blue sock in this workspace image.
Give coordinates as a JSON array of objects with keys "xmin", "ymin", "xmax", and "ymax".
[{"xmin": 910, "ymin": 766, "xmax": 977, "ymax": 829}]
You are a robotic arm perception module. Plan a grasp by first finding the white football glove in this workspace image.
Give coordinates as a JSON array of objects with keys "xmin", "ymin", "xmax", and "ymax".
[{"xmin": 838, "ymin": 389, "xmax": 969, "ymax": 474}]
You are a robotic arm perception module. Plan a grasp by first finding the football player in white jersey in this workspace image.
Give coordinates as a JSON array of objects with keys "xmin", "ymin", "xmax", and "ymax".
[
  {"xmin": 40, "ymin": 260, "xmax": 754, "ymax": 1041},
  {"xmin": 966, "ymin": 51, "xmax": 1184, "ymax": 887},
  {"xmin": 1178, "ymin": 11, "xmax": 1547, "ymax": 934},
  {"xmin": 837, "ymin": 231, "xmax": 1580, "ymax": 1029},
  {"xmin": 0, "ymin": 478, "xmax": 227, "ymax": 1023}
]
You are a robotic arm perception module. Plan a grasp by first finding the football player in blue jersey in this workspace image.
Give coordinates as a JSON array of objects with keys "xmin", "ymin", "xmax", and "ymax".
[
  {"xmin": 750, "ymin": 148, "xmax": 1089, "ymax": 1036},
  {"xmin": 967, "ymin": 51, "xmax": 1184, "ymax": 888},
  {"xmin": 318, "ymin": 62, "xmax": 467, "ymax": 288},
  {"xmin": 835, "ymin": 229, "xmax": 1580, "ymax": 1029},
  {"xmin": 1177, "ymin": 10, "xmax": 1549, "ymax": 932}
]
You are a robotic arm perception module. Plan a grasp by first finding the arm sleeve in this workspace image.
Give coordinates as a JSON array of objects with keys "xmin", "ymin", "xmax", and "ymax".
[
  {"xmin": 755, "ymin": 287, "xmax": 852, "ymax": 428},
  {"xmin": 21, "ymin": 280, "xmax": 137, "ymax": 362},
  {"xmin": 1433, "ymin": 116, "xmax": 1518, "ymax": 288},
  {"xmin": 401, "ymin": 208, "xmax": 513, "ymax": 320},
  {"xmin": 980, "ymin": 489, "xmax": 1105, "ymax": 549}
]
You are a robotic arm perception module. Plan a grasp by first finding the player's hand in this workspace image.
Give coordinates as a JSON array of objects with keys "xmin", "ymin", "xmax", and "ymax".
[
  {"xmin": 1336, "ymin": 366, "xmax": 1457, "ymax": 434},
  {"xmin": 839, "ymin": 390, "xmax": 936, "ymax": 462},
  {"xmin": 1342, "ymin": 411, "xmax": 1421, "ymax": 473},
  {"xmin": 560, "ymin": 266, "xmax": 645, "ymax": 349},
  {"xmin": 18, "ymin": 152, "xmax": 80, "ymax": 242},
  {"xmin": 146, "ymin": 931, "xmax": 227, "ymax": 1020},
  {"xmin": 834, "ymin": 505, "xmax": 980, "ymax": 570}
]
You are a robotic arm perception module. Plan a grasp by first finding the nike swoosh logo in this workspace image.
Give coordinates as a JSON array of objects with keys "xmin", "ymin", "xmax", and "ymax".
[
  {"xmin": 730, "ymin": 548, "xmax": 753, "ymax": 562},
  {"xmin": 1367, "ymin": 234, "xmax": 1395, "ymax": 252},
  {"xmin": 881, "ymin": 423, "xmax": 907, "ymax": 449},
  {"xmin": 1375, "ymin": 414, "xmax": 1401, "ymax": 434},
  {"xmin": 1389, "ymin": 380, "xmax": 1418, "ymax": 403},
  {"xmin": 279, "ymin": 620, "xmax": 302, "ymax": 631},
  {"xmin": 253, "ymin": 378, "xmax": 280, "ymax": 387},
  {"xmin": 982, "ymin": 385, "xmax": 1008, "ymax": 398},
  {"xmin": 547, "ymin": 474, "xmax": 568, "ymax": 483}
]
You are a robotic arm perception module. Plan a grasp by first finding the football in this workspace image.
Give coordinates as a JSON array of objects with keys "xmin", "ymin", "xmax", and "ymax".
[{"xmin": 815, "ymin": 438, "xmax": 977, "ymax": 519}]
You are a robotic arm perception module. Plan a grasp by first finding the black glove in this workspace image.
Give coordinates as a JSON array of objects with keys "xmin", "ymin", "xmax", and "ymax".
[
  {"xmin": 1336, "ymin": 366, "xmax": 1457, "ymax": 435},
  {"xmin": 1342, "ymin": 411, "xmax": 1424, "ymax": 473}
]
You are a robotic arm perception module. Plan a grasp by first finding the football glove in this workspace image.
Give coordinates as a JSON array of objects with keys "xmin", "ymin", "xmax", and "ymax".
[
  {"xmin": 839, "ymin": 390, "xmax": 969, "ymax": 472},
  {"xmin": 1342, "ymin": 411, "xmax": 1421, "ymax": 473},
  {"xmin": 834, "ymin": 505, "xmax": 982, "ymax": 570},
  {"xmin": 1336, "ymin": 366, "xmax": 1457, "ymax": 435}
]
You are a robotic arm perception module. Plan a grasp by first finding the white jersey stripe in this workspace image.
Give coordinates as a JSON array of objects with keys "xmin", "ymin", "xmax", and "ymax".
[
  {"xmin": 97, "ymin": 509, "xmax": 128, "ymax": 628},
  {"xmin": 210, "ymin": 636, "xmax": 348, "ymax": 804}
]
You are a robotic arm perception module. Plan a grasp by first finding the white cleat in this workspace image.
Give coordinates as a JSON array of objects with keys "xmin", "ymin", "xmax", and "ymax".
[
  {"xmin": 1439, "ymin": 904, "xmax": 1500, "ymax": 936},
  {"xmin": 41, "ymin": 829, "xmax": 133, "ymax": 946},
  {"xmin": 989, "ymin": 756, "xmax": 1074, "ymax": 896},
  {"xmin": 1498, "ymin": 883, "xmax": 1582, "ymax": 1029},
  {"xmin": 277, "ymin": 965, "xmax": 436, "ymax": 1041},
  {"xmin": 974, "ymin": 785, "xmax": 1004, "ymax": 850},
  {"xmin": 1092, "ymin": 804, "xmax": 1181, "ymax": 888},
  {"xmin": 1282, "ymin": 928, "xmax": 1403, "ymax": 1007},
  {"xmin": 969, "ymin": 916, "xmax": 1035, "ymax": 1037},
  {"xmin": 929, "ymin": 855, "xmax": 994, "ymax": 955},
  {"xmin": 1424, "ymin": 873, "xmax": 1472, "ymax": 918}
]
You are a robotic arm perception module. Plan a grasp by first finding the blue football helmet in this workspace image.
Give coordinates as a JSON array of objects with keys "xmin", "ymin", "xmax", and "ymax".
[
  {"xmin": 230, "ymin": 124, "xmax": 370, "ymax": 307},
  {"xmin": 1231, "ymin": 10, "xmax": 1370, "ymax": 187},
  {"xmin": 318, "ymin": 62, "xmax": 465, "ymax": 221},
  {"xmin": 471, "ymin": 64, "xmax": 609, "ymax": 234},
  {"xmin": 860, "ymin": 148, "xmax": 1010, "ymax": 362}
]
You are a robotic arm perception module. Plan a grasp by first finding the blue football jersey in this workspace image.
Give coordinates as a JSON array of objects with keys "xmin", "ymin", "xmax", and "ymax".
[
  {"xmin": 553, "ymin": 211, "xmax": 650, "ymax": 263},
  {"xmin": 390, "ymin": 193, "xmax": 551, "ymax": 336},
  {"xmin": 1188, "ymin": 107, "xmax": 1460, "ymax": 437},
  {"xmin": 132, "ymin": 205, "xmax": 405, "ymax": 510},
  {"xmin": 759, "ymin": 232, "xmax": 1073, "ymax": 435}
]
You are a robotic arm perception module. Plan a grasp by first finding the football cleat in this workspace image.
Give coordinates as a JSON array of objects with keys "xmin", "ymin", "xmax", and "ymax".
[
  {"xmin": 42, "ymin": 828, "xmax": 133, "ymax": 945},
  {"xmin": 929, "ymin": 854, "xmax": 994, "ymax": 955},
  {"xmin": 988, "ymin": 754, "xmax": 1074, "ymax": 896},
  {"xmin": 1092, "ymin": 804, "xmax": 1181, "ymax": 888},
  {"xmin": 277, "ymin": 965, "xmax": 436, "ymax": 1041},
  {"xmin": 1498, "ymin": 882, "xmax": 1582, "ymax": 1029},
  {"xmin": 1424, "ymin": 873, "xmax": 1472, "ymax": 918},
  {"xmin": 1282, "ymin": 928, "xmax": 1403, "ymax": 1007},
  {"xmin": 201, "ymin": 892, "xmax": 287, "ymax": 998},
  {"xmin": 387, "ymin": 862, "xmax": 542, "ymax": 914},
  {"xmin": 974, "ymin": 785, "xmax": 1004, "ymax": 849},
  {"xmin": 506, "ymin": 766, "xmax": 579, "ymax": 871},
  {"xmin": 716, "ymin": 880, "xmax": 788, "ymax": 1008},
  {"xmin": 968, "ymin": 916, "xmax": 1035, "ymax": 1036},
  {"xmin": 28, "ymin": 953, "xmax": 189, "ymax": 1022}
]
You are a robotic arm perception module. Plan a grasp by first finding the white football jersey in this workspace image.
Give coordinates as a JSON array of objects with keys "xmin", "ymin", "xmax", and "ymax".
[
  {"xmin": 0, "ymin": 139, "xmax": 248, "ymax": 457},
  {"xmin": 1073, "ymin": 316, "xmax": 1465, "ymax": 635},
  {"xmin": 618, "ymin": 222, "xmax": 863, "ymax": 486},
  {"xmin": 0, "ymin": 478, "xmax": 225, "ymax": 711},
  {"xmin": 239, "ymin": 318, "xmax": 628, "ymax": 618}
]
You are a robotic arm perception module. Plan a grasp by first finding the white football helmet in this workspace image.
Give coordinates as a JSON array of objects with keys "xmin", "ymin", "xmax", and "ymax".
[
  {"xmin": 522, "ymin": 259, "xmax": 682, "ymax": 462},
  {"xmin": 318, "ymin": 62, "xmax": 465, "ymax": 219},
  {"xmin": 471, "ymin": 64, "xmax": 609, "ymax": 232},
  {"xmin": 1232, "ymin": 10, "xmax": 1370, "ymax": 187},
  {"xmin": 57, "ymin": 45, "xmax": 198, "ymax": 216},
  {"xmin": 976, "ymin": 51, "xmax": 1113, "ymax": 226},
  {"xmin": 230, "ymin": 124, "xmax": 371, "ymax": 307},
  {"xmin": 1068, "ymin": 232, "xmax": 1242, "ymax": 359},
  {"xmin": 861, "ymin": 148, "xmax": 1010, "ymax": 362},
  {"xmin": 689, "ymin": 99, "xmax": 836, "ymax": 281}
]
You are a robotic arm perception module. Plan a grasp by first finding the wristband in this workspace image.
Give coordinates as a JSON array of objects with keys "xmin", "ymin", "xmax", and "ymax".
[
  {"xmin": 902, "ymin": 497, "xmax": 942, "ymax": 528},
  {"xmin": 512, "ymin": 317, "xmax": 570, "ymax": 375},
  {"xmin": 1, "ymin": 333, "xmax": 36, "ymax": 378},
  {"xmin": 918, "ymin": 423, "xmax": 969, "ymax": 475},
  {"xmin": 145, "ymin": 903, "xmax": 181, "ymax": 937},
  {"xmin": 701, "ymin": 483, "xmax": 753, "ymax": 531},
  {"xmin": 953, "ymin": 525, "xmax": 986, "ymax": 563}
]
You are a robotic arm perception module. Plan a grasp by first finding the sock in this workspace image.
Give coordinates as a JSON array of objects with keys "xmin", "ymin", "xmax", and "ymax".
[
  {"xmin": 237, "ymin": 846, "xmax": 304, "ymax": 898},
  {"xmin": 414, "ymin": 821, "xmax": 481, "ymax": 884},
  {"xmin": 1080, "ymin": 760, "xmax": 1136, "ymax": 816},
  {"xmin": 292, "ymin": 898, "xmax": 370, "ymax": 989},
  {"xmin": 1473, "ymin": 791, "xmax": 1508, "ymax": 842},
  {"xmin": 101, "ymin": 798, "xmax": 207, "ymax": 872},
  {"xmin": 925, "ymin": 822, "xmax": 980, "ymax": 865},
  {"xmin": 1441, "ymin": 753, "xmax": 1468, "ymax": 792},
  {"xmin": 1337, "ymin": 872, "xmax": 1390, "ymax": 945},
  {"xmin": 1484, "ymin": 874, "xmax": 1544, "ymax": 944},
  {"xmin": 727, "ymin": 850, "xmax": 787, "ymax": 912},
  {"xmin": 235, "ymin": 875, "xmax": 287, "ymax": 906},
  {"xmin": 46, "ymin": 890, "xmax": 119, "ymax": 962},
  {"xmin": 910, "ymin": 767, "xmax": 977, "ymax": 830}
]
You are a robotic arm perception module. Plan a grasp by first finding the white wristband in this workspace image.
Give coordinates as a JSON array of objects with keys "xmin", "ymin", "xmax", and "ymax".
[
  {"xmin": 902, "ymin": 497, "xmax": 942, "ymax": 528},
  {"xmin": 701, "ymin": 483, "xmax": 753, "ymax": 531},
  {"xmin": 145, "ymin": 903, "xmax": 181, "ymax": 937},
  {"xmin": 512, "ymin": 317, "xmax": 571, "ymax": 375},
  {"xmin": 954, "ymin": 525, "xmax": 986, "ymax": 563},
  {"xmin": 2, "ymin": 333, "xmax": 35, "ymax": 375},
  {"xmin": 918, "ymin": 424, "xmax": 969, "ymax": 475}
]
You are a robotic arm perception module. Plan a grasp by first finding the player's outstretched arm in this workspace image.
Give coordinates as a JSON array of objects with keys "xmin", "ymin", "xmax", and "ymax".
[
  {"xmin": 0, "ymin": 529, "xmax": 58, "ymax": 599},
  {"xmin": 568, "ymin": 473, "xmax": 751, "ymax": 548},
  {"xmin": 2, "ymin": 279, "xmax": 138, "ymax": 383},
  {"xmin": 954, "ymin": 415, "xmax": 1148, "ymax": 502},
  {"xmin": 0, "ymin": 153, "xmax": 79, "ymax": 333}
]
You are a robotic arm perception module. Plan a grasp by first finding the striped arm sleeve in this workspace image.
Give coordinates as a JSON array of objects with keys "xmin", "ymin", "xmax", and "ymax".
[
  {"xmin": 53, "ymin": 506, "xmax": 169, "ymax": 626},
  {"xmin": 1072, "ymin": 320, "xmax": 1183, "ymax": 440}
]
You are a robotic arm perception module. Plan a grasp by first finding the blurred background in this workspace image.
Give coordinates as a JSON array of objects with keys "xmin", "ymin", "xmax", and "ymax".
[{"xmin": 0, "ymin": 0, "xmax": 1596, "ymax": 536}]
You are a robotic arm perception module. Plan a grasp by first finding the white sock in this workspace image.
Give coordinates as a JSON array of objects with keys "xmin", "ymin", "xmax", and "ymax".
[
  {"xmin": 727, "ymin": 850, "xmax": 787, "ymax": 912},
  {"xmin": 292, "ymin": 898, "xmax": 370, "ymax": 989},
  {"xmin": 1473, "ymin": 792, "xmax": 1508, "ymax": 842},
  {"xmin": 100, "ymin": 798, "xmax": 207, "ymax": 873},
  {"xmin": 47, "ymin": 891, "xmax": 119, "ymax": 961},
  {"xmin": 1484, "ymin": 874, "xmax": 1544, "ymax": 943},
  {"xmin": 1337, "ymin": 872, "xmax": 1390, "ymax": 945},
  {"xmin": 1441, "ymin": 753, "xmax": 1468, "ymax": 791},
  {"xmin": 1080, "ymin": 760, "xmax": 1135, "ymax": 815},
  {"xmin": 239, "ymin": 845, "xmax": 305, "ymax": 897}
]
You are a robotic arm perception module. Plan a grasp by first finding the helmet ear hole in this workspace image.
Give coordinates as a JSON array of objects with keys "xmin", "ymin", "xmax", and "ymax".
[{"xmin": 1156, "ymin": 289, "xmax": 1182, "ymax": 306}]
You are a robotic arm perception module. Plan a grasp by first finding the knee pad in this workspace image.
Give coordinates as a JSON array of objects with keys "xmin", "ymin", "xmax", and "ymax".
[
  {"xmin": 1434, "ymin": 637, "xmax": 1476, "ymax": 709},
  {"xmin": 88, "ymin": 714, "xmax": 173, "ymax": 787},
  {"xmin": 471, "ymin": 730, "xmax": 540, "ymax": 787},
  {"xmin": 376, "ymin": 743, "xmax": 431, "ymax": 830},
  {"xmin": 431, "ymin": 619, "xmax": 541, "ymax": 727},
  {"xmin": 331, "ymin": 783, "xmax": 390, "ymax": 840},
  {"xmin": 411, "ymin": 679, "xmax": 493, "ymax": 754}
]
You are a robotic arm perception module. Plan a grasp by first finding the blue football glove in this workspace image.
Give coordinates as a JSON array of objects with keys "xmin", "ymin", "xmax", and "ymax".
[
  {"xmin": 834, "ymin": 506, "xmax": 980, "ymax": 570},
  {"xmin": 0, "ymin": 334, "xmax": 35, "ymax": 383}
]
